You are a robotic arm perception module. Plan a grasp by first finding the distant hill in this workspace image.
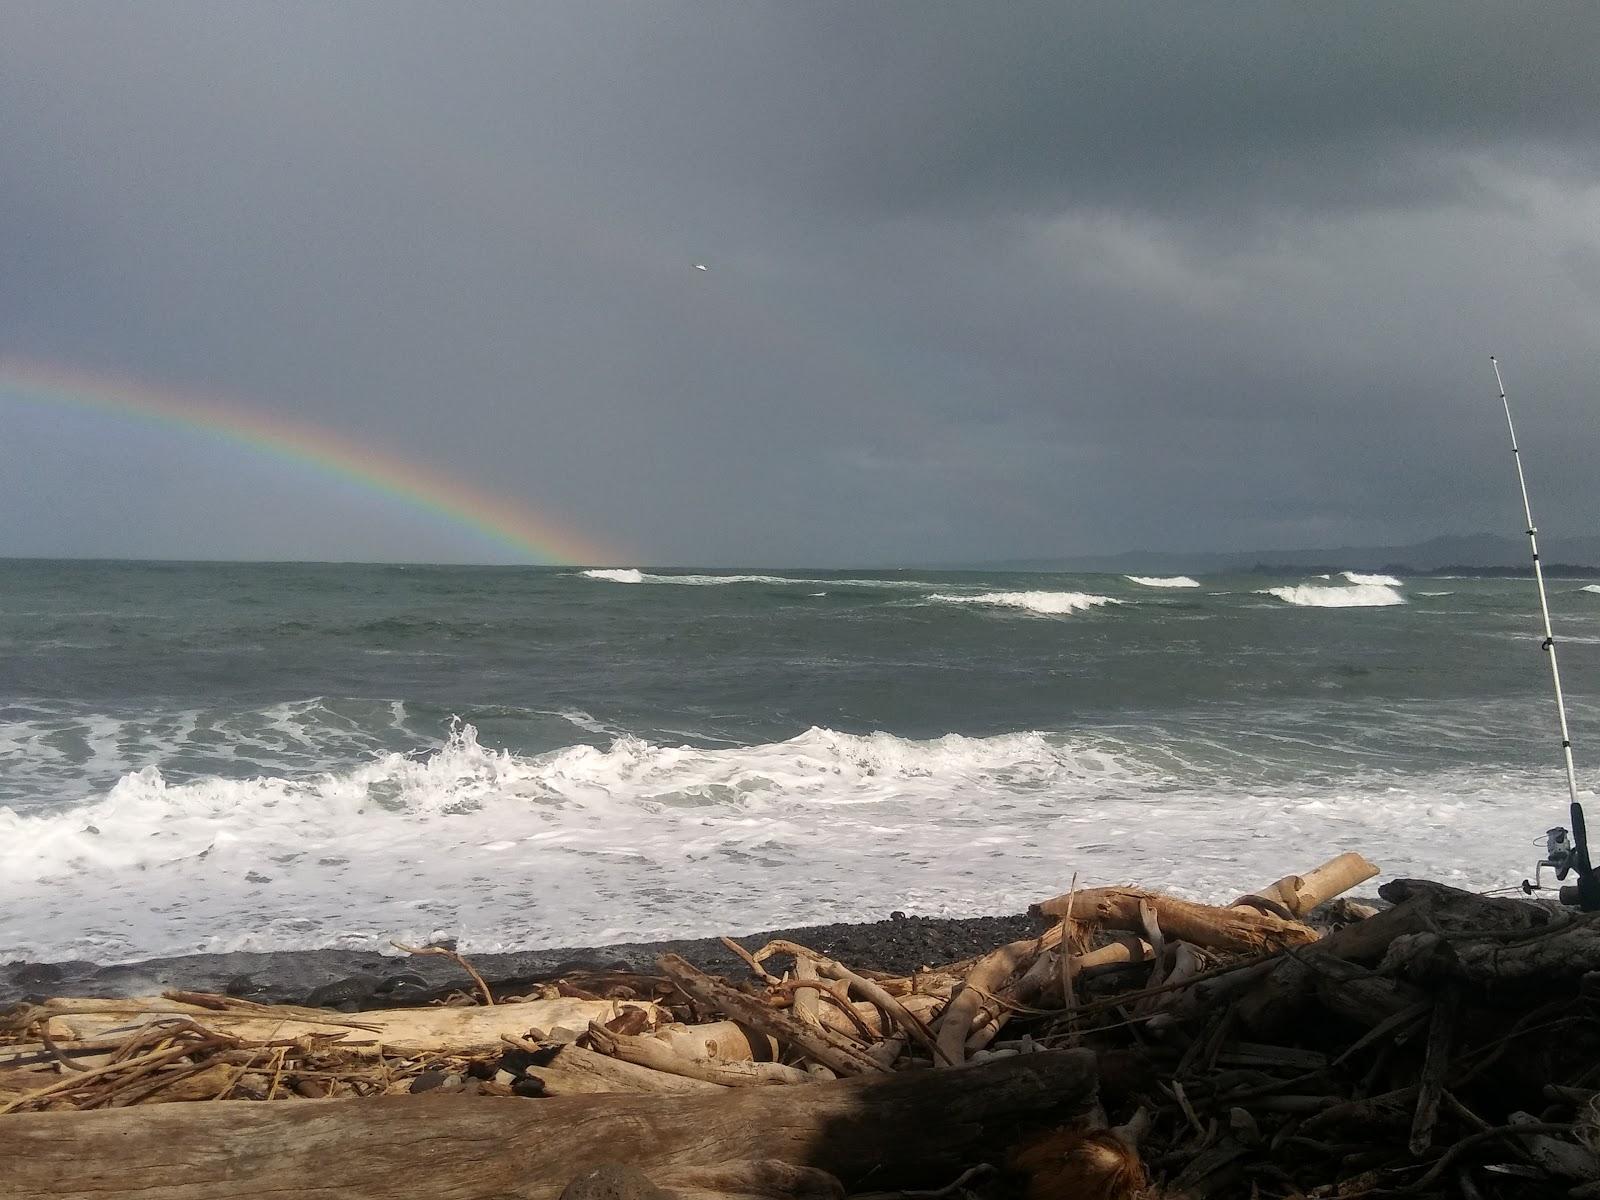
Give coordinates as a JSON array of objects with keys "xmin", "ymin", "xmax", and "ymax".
[{"xmin": 983, "ymin": 533, "xmax": 1600, "ymax": 575}]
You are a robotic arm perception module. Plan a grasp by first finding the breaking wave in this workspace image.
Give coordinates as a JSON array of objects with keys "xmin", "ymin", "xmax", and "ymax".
[
  {"xmin": 1126, "ymin": 576, "xmax": 1200, "ymax": 588},
  {"xmin": 928, "ymin": 591, "xmax": 1118, "ymax": 616},
  {"xmin": 580, "ymin": 569, "xmax": 926, "ymax": 589},
  {"xmin": 1260, "ymin": 583, "xmax": 1406, "ymax": 608},
  {"xmin": 0, "ymin": 716, "xmax": 1558, "ymax": 963},
  {"xmin": 0, "ymin": 722, "xmax": 1131, "ymax": 959},
  {"xmin": 1341, "ymin": 571, "xmax": 1403, "ymax": 587},
  {"xmin": 1583, "ymin": 585, "xmax": 1600, "ymax": 594}
]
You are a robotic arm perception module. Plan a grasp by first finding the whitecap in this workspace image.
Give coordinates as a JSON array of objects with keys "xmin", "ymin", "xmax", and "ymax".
[
  {"xmin": 1125, "ymin": 576, "xmax": 1201, "ymax": 588},
  {"xmin": 1341, "ymin": 571, "xmax": 1403, "ymax": 587},
  {"xmin": 1259, "ymin": 583, "xmax": 1405, "ymax": 608},
  {"xmin": 928, "ymin": 591, "xmax": 1118, "ymax": 616},
  {"xmin": 582, "ymin": 568, "xmax": 644, "ymax": 583}
]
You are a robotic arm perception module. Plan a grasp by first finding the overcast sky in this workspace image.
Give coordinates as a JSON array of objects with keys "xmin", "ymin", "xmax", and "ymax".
[{"xmin": 2, "ymin": 2, "xmax": 1598, "ymax": 565}]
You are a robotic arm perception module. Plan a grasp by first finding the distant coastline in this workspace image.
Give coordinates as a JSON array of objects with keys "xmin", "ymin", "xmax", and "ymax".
[{"xmin": 978, "ymin": 532, "xmax": 1600, "ymax": 576}]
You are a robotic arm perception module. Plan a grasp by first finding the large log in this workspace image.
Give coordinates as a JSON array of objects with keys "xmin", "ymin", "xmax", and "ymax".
[
  {"xmin": 1029, "ymin": 888, "xmax": 1318, "ymax": 955},
  {"xmin": 21, "ymin": 995, "xmax": 663, "ymax": 1058},
  {"xmin": 1233, "ymin": 853, "xmax": 1379, "ymax": 919},
  {"xmin": 0, "ymin": 1048, "xmax": 1100, "ymax": 1200}
]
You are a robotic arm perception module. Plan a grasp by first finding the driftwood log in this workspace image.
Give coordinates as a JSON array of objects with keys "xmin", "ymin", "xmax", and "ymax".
[
  {"xmin": 1030, "ymin": 887, "xmax": 1319, "ymax": 955},
  {"xmin": 0, "ymin": 1048, "xmax": 1100, "ymax": 1200},
  {"xmin": 25, "ymin": 995, "xmax": 663, "ymax": 1058}
]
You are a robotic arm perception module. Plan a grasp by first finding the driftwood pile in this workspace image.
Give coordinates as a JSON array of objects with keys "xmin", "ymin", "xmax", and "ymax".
[{"xmin": 6, "ymin": 853, "xmax": 1600, "ymax": 1199}]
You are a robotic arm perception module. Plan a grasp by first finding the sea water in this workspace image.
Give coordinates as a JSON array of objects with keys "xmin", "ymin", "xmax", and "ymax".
[{"xmin": 2, "ymin": 559, "xmax": 1598, "ymax": 963}]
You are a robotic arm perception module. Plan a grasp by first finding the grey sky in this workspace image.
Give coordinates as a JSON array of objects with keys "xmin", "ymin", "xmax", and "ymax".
[{"xmin": 2, "ymin": 2, "xmax": 1598, "ymax": 565}]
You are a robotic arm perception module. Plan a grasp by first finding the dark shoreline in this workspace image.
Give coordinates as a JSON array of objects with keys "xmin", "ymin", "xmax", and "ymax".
[{"xmin": 1, "ymin": 911, "xmax": 1040, "ymax": 1008}]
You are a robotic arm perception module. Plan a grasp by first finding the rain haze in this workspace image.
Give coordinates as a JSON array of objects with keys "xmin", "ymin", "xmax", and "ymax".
[{"xmin": 3, "ymin": 1, "xmax": 1599, "ymax": 565}]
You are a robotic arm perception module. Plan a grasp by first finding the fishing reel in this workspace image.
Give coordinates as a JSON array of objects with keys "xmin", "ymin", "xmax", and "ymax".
[{"xmin": 1523, "ymin": 804, "xmax": 1600, "ymax": 910}]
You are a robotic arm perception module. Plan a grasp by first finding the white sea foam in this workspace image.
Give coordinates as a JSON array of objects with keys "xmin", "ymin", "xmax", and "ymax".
[
  {"xmin": 582, "ymin": 568, "xmax": 645, "ymax": 583},
  {"xmin": 580, "ymin": 569, "xmax": 925, "ymax": 589},
  {"xmin": 1417, "ymin": 591, "xmax": 1454, "ymax": 597},
  {"xmin": 1341, "ymin": 571, "xmax": 1403, "ymax": 587},
  {"xmin": 1583, "ymin": 585, "xmax": 1600, "ymax": 594},
  {"xmin": 0, "ymin": 718, "xmax": 1561, "ymax": 962},
  {"xmin": 1126, "ymin": 576, "xmax": 1201, "ymax": 588},
  {"xmin": 1260, "ymin": 584, "xmax": 1406, "ymax": 608},
  {"xmin": 929, "ymin": 591, "xmax": 1118, "ymax": 616}
]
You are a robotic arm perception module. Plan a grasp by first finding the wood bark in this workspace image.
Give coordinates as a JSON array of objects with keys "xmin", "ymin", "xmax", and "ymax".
[{"xmin": 0, "ymin": 1047, "xmax": 1100, "ymax": 1200}]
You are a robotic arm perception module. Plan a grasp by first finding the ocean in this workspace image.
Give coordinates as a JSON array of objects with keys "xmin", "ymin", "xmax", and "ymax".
[{"xmin": 3, "ymin": 559, "xmax": 1599, "ymax": 965}]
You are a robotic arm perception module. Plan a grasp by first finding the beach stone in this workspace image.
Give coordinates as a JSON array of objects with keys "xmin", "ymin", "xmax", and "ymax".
[
  {"xmin": 560, "ymin": 1163, "xmax": 674, "ymax": 1200},
  {"xmin": 224, "ymin": 973, "xmax": 265, "ymax": 997},
  {"xmin": 304, "ymin": 974, "xmax": 380, "ymax": 1011},
  {"xmin": 410, "ymin": 1070, "xmax": 449, "ymax": 1094},
  {"xmin": 244, "ymin": 870, "xmax": 273, "ymax": 884},
  {"xmin": 374, "ymin": 971, "xmax": 430, "ymax": 998}
]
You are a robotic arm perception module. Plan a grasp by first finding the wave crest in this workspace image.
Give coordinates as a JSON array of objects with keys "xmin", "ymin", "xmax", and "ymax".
[
  {"xmin": 1126, "ymin": 575, "xmax": 1200, "ymax": 588},
  {"xmin": 581, "ymin": 570, "xmax": 925, "ymax": 588},
  {"xmin": 929, "ymin": 591, "xmax": 1118, "ymax": 616},
  {"xmin": 1341, "ymin": 571, "xmax": 1403, "ymax": 587},
  {"xmin": 1261, "ymin": 583, "xmax": 1405, "ymax": 608}
]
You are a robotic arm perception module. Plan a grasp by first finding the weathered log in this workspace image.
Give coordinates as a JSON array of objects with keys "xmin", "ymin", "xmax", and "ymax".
[
  {"xmin": 792, "ymin": 953, "xmax": 823, "ymax": 1032},
  {"xmin": 1439, "ymin": 923, "xmax": 1600, "ymax": 982},
  {"xmin": 652, "ymin": 1160, "xmax": 846, "ymax": 1200},
  {"xmin": 1377, "ymin": 878, "xmax": 1553, "ymax": 932},
  {"xmin": 935, "ymin": 937, "xmax": 1038, "ymax": 1064},
  {"xmin": 650, "ymin": 1021, "xmax": 771, "ymax": 1063},
  {"xmin": 658, "ymin": 955, "xmax": 885, "ymax": 1077},
  {"xmin": 816, "ymin": 993, "xmax": 944, "ymax": 1040},
  {"xmin": 587, "ymin": 1023, "xmax": 812, "ymax": 1087},
  {"xmin": 1409, "ymin": 988, "xmax": 1459, "ymax": 1155},
  {"xmin": 507, "ymin": 1040, "xmax": 724, "ymax": 1095},
  {"xmin": 0, "ymin": 1048, "xmax": 1100, "ymax": 1200},
  {"xmin": 1234, "ymin": 881, "xmax": 1506, "ymax": 1035},
  {"xmin": 26, "ymin": 995, "xmax": 662, "ymax": 1058},
  {"xmin": 1301, "ymin": 1086, "xmax": 1420, "ymax": 1135},
  {"xmin": 1233, "ymin": 853, "xmax": 1378, "ymax": 920},
  {"xmin": 1030, "ymin": 888, "xmax": 1317, "ymax": 955},
  {"xmin": 752, "ymin": 941, "xmax": 948, "ymax": 1065}
]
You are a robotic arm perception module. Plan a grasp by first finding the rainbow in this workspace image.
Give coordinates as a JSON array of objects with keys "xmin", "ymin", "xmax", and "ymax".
[{"xmin": 0, "ymin": 359, "xmax": 623, "ymax": 564}]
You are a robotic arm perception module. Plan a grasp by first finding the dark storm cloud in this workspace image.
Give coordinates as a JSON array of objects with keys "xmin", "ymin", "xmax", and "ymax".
[{"xmin": 1, "ymin": 2, "xmax": 1598, "ymax": 563}]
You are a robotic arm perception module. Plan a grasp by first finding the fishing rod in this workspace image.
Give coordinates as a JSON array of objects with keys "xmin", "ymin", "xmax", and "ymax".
[{"xmin": 1492, "ymin": 356, "xmax": 1599, "ymax": 908}]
